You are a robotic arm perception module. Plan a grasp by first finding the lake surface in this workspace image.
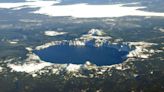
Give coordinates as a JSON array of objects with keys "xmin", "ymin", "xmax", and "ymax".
[{"xmin": 34, "ymin": 45, "xmax": 128, "ymax": 66}]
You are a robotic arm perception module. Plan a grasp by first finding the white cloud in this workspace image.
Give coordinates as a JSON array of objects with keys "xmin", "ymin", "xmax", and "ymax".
[
  {"xmin": 0, "ymin": 0, "xmax": 59, "ymax": 9},
  {"xmin": 35, "ymin": 3, "xmax": 164, "ymax": 18},
  {"xmin": 0, "ymin": 1, "xmax": 164, "ymax": 18}
]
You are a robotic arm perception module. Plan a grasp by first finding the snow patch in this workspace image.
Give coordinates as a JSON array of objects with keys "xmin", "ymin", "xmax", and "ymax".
[
  {"xmin": 127, "ymin": 42, "xmax": 158, "ymax": 58},
  {"xmin": 0, "ymin": 67, "xmax": 3, "ymax": 72},
  {"xmin": 7, "ymin": 39, "xmax": 19, "ymax": 44},
  {"xmin": 159, "ymin": 28, "xmax": 164, "ymax": 33},
  {"xmin": 88, "ymin": 29, "xmax": 106, "ymax": 36},
  {"xmin": 85, "ymin": 61, "xmax": 92, "ymax": 66},
  {"xmin": 35, "ymin": 41, "xmax": 64, "ymax": 50},
  {"xmin": 26, "ymin": 47, "xmax": 33, "ymax": 52},
  {"xmin": 66, "ymin": 64, "xmax": 81, "ymax": 72},
  {"xmin": 44, "ymin": 31, "xmax": 67, "ymax": 36},
  {"xmin": 8, "ymin": 41, "xmax": 18, "ymax": 44}
]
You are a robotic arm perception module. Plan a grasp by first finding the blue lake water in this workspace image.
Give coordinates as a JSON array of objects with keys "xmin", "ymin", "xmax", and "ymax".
[{"xmin": 34, "ymin": 45, "xmax": 128, "ymax": 66}]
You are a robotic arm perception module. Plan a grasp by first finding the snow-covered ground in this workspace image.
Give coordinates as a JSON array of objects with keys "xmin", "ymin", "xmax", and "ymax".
[
  {"xmin": 7, "ymin": 53, "xmax": 52, "ymax": 73},
  {"xmin": 66, "ymin": 64, "xmax": 81, "ymax": 72},
  {"xmin": 0, "ymin": 0, "xmax": 164, "ymax": 18},
  {"xmin": 8, "ymin": 61, "xmax": 52, "ymax": 73},
  {"xmin": 127, "ymin": 42, "xmax": 159, "ymax": 59},
  {"xmin": 35, "ymin": 29, "xmax": 115, "ymax": 50}
]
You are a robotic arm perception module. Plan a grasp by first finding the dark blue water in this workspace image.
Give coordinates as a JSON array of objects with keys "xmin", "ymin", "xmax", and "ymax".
[{"xmin": 34, "ymin": 45, "xmax": 128, "ymax": 66}]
